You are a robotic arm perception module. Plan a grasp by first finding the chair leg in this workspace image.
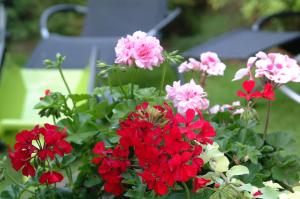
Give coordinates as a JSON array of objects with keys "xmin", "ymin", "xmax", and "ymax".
[{"xmin": 279, "ymin": 85, "xmax": 300, "ymax": 104}]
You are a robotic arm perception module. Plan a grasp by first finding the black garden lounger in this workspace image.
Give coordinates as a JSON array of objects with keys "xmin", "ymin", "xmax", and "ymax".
[{"xmin": 183, "ymin": 12, "xmax": 300, "ymax": 60}]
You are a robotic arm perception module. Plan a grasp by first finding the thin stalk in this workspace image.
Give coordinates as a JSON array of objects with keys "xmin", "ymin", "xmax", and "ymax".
[
  {"xmin": 6, "ymin": 174, "xmax": 35, "ymax": 194},
  {"xmin": 107, "ymin": 74, "xmax": 113, "ymax": 94},
  {"xmin": 116, "ymin": 69, "xmax": 127, "ymax": 98},
  {"xmin": 131, "ymin": 69, "xmax": 135, "ymax": 99},
  {"xmin": 200, "ymin": 72, "xmax": 207, "ymax": 88},
  {"xmin": 263, "ymin": 100, "xmax": 271, "ymax": 141},
  {"xmin": 57, "ymin": 65, "xmax": 77, "ymax": 111},
  {"xmin": 159, "ymin": 63, "xmax": 167, "ymax": 96},
  {"xmin": 182, "ymin": 182, "xmax": 191, "ymax": 199},
  {"xmin": 65, "ymin": 166, "xmax": 73, "ymax": 187},
  {"xmin": 52, "ymin": 115, "xmax": 56, "ymax": 125}
]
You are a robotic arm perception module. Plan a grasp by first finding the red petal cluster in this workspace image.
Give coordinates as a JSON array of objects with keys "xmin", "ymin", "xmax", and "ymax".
[
  {"xmin": 237, "ymin": 80, "xmax": 275, "ymax": 101},
  {"xmin": 92, "ymin": 142, "xmax": 130, "ymax": 196},
  {"xmin": 39, "ymin": 171, "xmax": 64, "ymax": 184},
  {"xmin": 9, "ymin": 124, "xmax": 72, "ymax": 184},
  {"xmin": 93, "ymin": 102, "xmax": 216, "ymax": 196}
]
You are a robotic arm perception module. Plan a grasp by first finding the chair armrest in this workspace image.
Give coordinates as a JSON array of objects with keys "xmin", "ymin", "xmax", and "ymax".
[
  {"xmin": 40, "ymin": 4, "xmax": 87, "ymax": 39},
  {"xmin": 252, "ymin": 11, "xmax": 300, "ymax": 31},
  {"xmin": 147, "ymin": 8, "xmax": 181, "ymax": 36}
]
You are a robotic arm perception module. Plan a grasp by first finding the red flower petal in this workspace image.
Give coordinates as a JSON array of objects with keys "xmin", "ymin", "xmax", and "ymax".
[
  {"xmin": 193, "ymin": 177, "xmax": 210, "ymax": 192},
  {"xmin": 243, "ymin": 80, "xmax": 255, "ymax": 93},
  {"xmin": 93, "ymin": 142, "xmax": 105, "ymax": 155}
]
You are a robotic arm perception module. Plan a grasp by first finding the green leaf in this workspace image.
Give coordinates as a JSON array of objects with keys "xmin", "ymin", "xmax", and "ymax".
[
  {"xmin": 67, "ymin": 131, "xmax": 98, "ymax": 144},
  {"xmin": 226, "ymin": 165, "xmax": 249, "ymax": 180},
  {"xmin": 233, "ymin": 143, "xmax": 262, "ymax": 164},
  {"xmin": 209, "ymin": 185, "xmax": 248, "ymax": 199},
  {"xmin": 83, "ymin": 176, "xmax": 101, "ymax": 188},
  {"xmin": 260, "ymin": 187, "xmax": 279, "ymax": 199},
  {"xmin": 266, "ymin": 132, "xmax": 295, "ymax": 150},
  {"xmin": 210, "ymin": 155, "xmax": 230, "ymax": 173}
]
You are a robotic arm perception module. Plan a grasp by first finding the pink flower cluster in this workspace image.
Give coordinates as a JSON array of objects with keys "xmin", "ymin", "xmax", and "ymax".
[
  {"xmin": 115, "ymin": 31, "xmax": 164, "ymax": 70},
  {"xmin": 233, "ymin": 51, "xmax": 300, "ymax": 84},
  {"xmin": 178, "ymin": 52, "xmax": 226, "ymax": 76},
  {"xmin": 166, "ymin": 79, "xmax": 209, "ymax": 113},
  {"xmin": 209, "ymin": 101, "xmax": 244, "ymax": 115}
]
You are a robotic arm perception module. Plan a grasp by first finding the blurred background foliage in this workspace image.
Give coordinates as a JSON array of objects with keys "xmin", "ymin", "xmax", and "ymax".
[{"xmin": 2, "ymin": 0, "xmax": 300, "ymax": 43}]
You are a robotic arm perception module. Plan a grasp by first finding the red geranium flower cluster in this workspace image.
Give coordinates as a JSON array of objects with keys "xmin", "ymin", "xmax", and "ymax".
[
  {"xmin": 92, "ymin": 142, "xmax": 130, "ymax": 196},
  {"xmin": 237, "ymin": 80, "xmax": 275, "ymax": 101},
  {"xmin": 93, "ymin": 102, "xmax": 216, "ymax": 196},
  {"xmin": 9, "ymin": 124, "xmax": 73, "ymax": 184}
]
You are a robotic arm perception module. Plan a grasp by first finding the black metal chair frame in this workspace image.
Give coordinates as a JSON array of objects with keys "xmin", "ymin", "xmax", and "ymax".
[
  {"xmin": 39, "ymin": 3, "xmax": 181, "ymax": 39},
  {"xmin": 32, "ymin": 2, "xmax": 181, "ymax": 93}
]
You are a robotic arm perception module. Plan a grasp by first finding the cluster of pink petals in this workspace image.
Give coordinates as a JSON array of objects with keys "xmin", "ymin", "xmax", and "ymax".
[
  {"xmin": 233, "ymin": 51, "xmax": 300, "ymax": 84},
  {"xmin": 115, "ymin": 31, "xmax": 164, "ymax": 70},
  {"xmin": 209, "ymin": 101, "xmax": 244, "ymax": 115},
  {"xmin": 178, "ymin": 52, "xmax": 226, "ymax": 76},
  {"xmin": 166, "ymin": 79, "xmax": 209, "ymax": 113}
]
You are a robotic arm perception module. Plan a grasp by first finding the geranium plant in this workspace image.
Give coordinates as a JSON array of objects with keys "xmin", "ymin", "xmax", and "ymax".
[{"xmin": 1, "ymin": 31, "xmax": 300, "ymax": 199}]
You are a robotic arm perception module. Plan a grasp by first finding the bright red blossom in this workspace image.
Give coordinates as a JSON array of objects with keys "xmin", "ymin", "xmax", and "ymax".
[
  {"xmin": 39, "ymin": 171, "xmax": 64, "ymax": 184},
  {"xmin": 9, "ymin": 124, "xmax": 72, "ymax": 183},
  {"xmin": 237, "ymin": 80, "xmax": 275, "ymax": 101},
  {"xmin": 93, "ymin": 102, "xmax": 216, "ymax": 196},
  {"xmin": 237, "ymin": 80, "xmax": 262, "ymax": 101},
  {"xmin": 193, "ymin": 177, "xmax": 211, "ymax": 192},
  {"xmin": 261, "ymin": 83, "xmax": 275, "ymax": 100}
]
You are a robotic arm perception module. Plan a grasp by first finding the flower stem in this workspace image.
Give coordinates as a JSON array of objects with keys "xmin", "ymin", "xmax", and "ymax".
[
  {"xmin": 116, "ymin": 69, "xmax": 127, "ymax": 98},
  {"xmin": 6, "ymin": 173, "xmax": 35, "ymax": 194},
  {"xmin": 65, "ymin": 166, "xmax": 73, "ymax": 187},
  {"xmin": 57, "ymin": 64, "xmax": 77, "ymax": 111},
  {"xmin": 159, "ymin": 63, "xmax": 167, "ymax": 96},
  {"xmin": 182, "ymin": 182, "xmax": 191, "ymax": 199},
  {"xmin": 263, "ymin": 100, "xmax": 271, "ymax": 141},
  {"xmin": 200, "ymin": 72, "xmax": 207, "ymax": 88},
  {"xmin": 131, "ymin": 69, "xmax": 135, "ymax": 99}
]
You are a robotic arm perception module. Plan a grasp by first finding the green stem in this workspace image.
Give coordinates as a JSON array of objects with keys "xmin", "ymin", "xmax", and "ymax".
[
  {"xmin": 52, "ymin": 115, "xmax": 56, "ymax": 125},
  {"xmin": 159, "ymin": 63, "xmax": 167, "ymax": 96},
  {"xmin": 116, "ymin": 69, "xmax": 127, "ymax": 98},
  {"xmin": 58, "ymin": 66, "xmax": 72, "ymax": 96},
  {"xmin": 263, "ymin": 100, "xmax": 271, "ymax": 141},
  {"xmin": 57, "ymin": 65, "xmax": 77, "ymax": 111},
  {"xmin": 182, "ymin": 182, "xmax": 191, "ymax": 199},
  {"xmin": 131, "ymin": 69, "xmax": 135, "ymax": 99},
  {"xmin": 6, "ymin": 173, "xmax": 35, "ymax": 194},
  {"xmin": 107, "ymin": 74, "xmax": 113, "ymax": 94},
  {"xmin": 65, "ymin": 166, "xmax": 73, "ymax": 187}
]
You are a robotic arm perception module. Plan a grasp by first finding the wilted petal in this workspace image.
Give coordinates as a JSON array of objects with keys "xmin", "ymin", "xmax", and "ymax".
[{"xmin": 232, "ymin": 68, "xmax": 249, "ymax": 81}]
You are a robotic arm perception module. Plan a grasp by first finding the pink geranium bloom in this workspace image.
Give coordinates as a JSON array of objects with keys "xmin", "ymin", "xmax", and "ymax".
[
  {"xmin": 255, "ymin": 52, "xmax": 300, "ymax": 83},
  {"xmin": 233, "ymin": 51, "xmax": 300, "ymax": 84},
  {"xmin": 166, "ymin": 79, "xmax": 209, "ymax": 113},
  {"xmin": 178, "ymin": 58, "xmax": 201, "ymax": 73},
  {"xmin": 178, "ymin": 52, "xmax": 226, "ymax": 76},
  {"xmin": 115, "ymin": 31, "xmax": 164, "ymax": 70},
  {"xmin": 200, "ymin": 52, "xmax": 226, "ymax": 76}
]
